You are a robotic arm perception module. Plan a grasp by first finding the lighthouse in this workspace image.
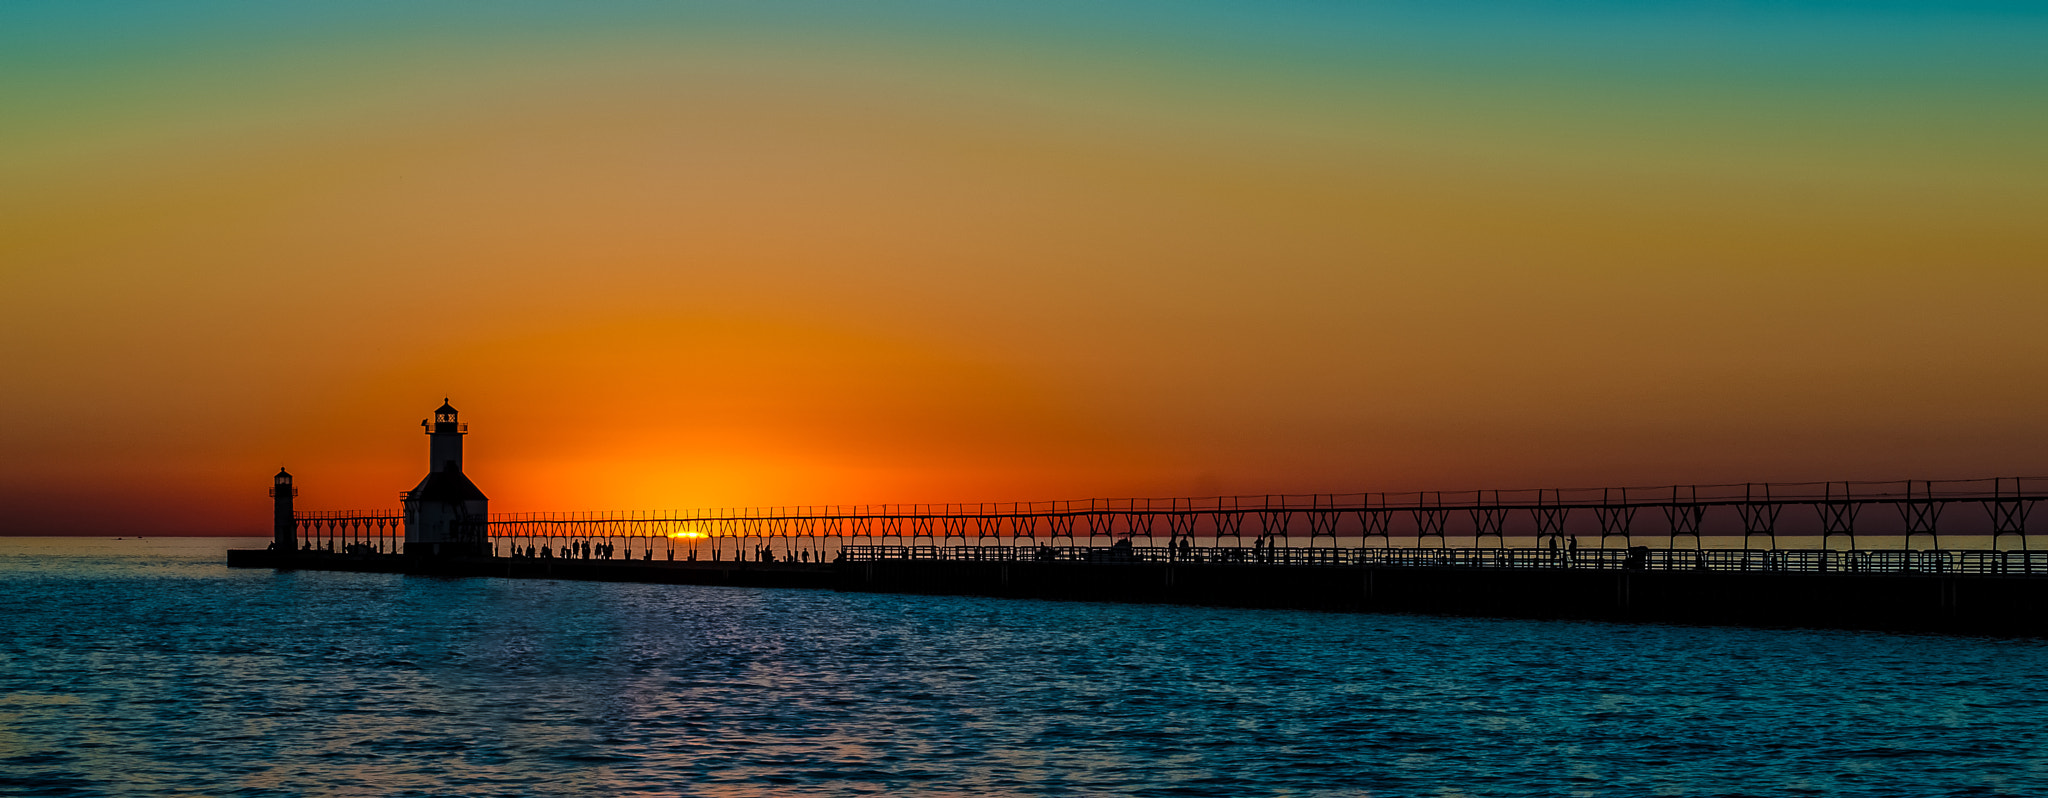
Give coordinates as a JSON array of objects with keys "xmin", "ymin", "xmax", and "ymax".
[
  {"xmin": 270, "ymin": 468, "xmax": 297, "ymax": 553},
  {"xmin": 402, "ymin": 399, "xmax": 490, "ymax": 557}
]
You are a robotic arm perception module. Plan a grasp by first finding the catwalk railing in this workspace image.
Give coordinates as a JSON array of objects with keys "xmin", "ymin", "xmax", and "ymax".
[
  {"xmin": 837, "ymin": 544, "xmax": 2048, "ymax": 576},
  {"xmin": 284, "ymin": 477, "xmax": 2043, "ymax": 555}
]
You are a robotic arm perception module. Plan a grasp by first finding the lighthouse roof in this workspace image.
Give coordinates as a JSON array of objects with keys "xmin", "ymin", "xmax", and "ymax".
[
  {"xmin": 435, "ymin": 399, "xmax": 458, "ymax": 415},
  {"xmin": 410, "ymin": 470, "xmax": 488, "ymax": 503}
]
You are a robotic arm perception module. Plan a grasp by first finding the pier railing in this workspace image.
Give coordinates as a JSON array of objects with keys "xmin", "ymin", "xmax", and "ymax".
[
  {"xmin": 483, "ymin": 477, "xmax": 2047, "ymax": 519},
  {"xmin": 838, "ymin": 544, "xmax": 2048, "ymax": 576},
  {"xmin": 285, "ymin": 476, "xmax": 2045, "ymax": 555}
]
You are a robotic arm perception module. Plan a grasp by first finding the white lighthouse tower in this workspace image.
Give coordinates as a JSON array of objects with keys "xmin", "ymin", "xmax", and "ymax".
[{"xmin": 402, "ymin": 399, "xmax": 490, "ymax": 557}]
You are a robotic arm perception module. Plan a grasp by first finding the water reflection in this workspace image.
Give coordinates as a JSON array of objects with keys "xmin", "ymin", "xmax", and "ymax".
[{"xmin": 1, "ymin": 538, "xmax": 2046, "ymax": 795}]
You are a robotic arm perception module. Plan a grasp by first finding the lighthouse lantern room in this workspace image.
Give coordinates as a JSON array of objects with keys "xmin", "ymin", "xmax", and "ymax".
[{"xmin": 402, "ymin": 399, "xmax": 490, "ymax": 556}]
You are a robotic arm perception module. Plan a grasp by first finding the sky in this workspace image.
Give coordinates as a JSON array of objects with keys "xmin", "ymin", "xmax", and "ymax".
[{"xmin": 3, "ymin": 1, "xmax": 2045, "ymax": 534}]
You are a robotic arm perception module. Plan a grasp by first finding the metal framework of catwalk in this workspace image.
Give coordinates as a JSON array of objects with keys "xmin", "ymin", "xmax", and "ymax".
[{"xmin": 288, "ymin": 477, "xmax": 2043, "ymax": 556}]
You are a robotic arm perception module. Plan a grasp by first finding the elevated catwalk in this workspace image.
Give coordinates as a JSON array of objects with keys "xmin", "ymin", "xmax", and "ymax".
[{"xmin": 286, "ymin": 477, "xmax": 2047, "ymax": 558}]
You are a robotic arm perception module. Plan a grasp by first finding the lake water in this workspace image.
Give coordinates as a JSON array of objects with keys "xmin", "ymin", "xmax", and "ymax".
[{"xmin": 4, "ymin": 537, "xmax": 2047, "ymax": 797}]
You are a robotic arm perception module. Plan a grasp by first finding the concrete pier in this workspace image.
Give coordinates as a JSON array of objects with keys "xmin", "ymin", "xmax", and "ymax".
[
  {"xmin": 226, "ymin": 549, "xmax": 836, "ymax": 590},
  {"xmin": 840, "ymin": 559, "xmax": 2048, "ymax": 635},
  {"xmin": 228, "ymin": 546, "xmax": 2048, "ymax": 636}
]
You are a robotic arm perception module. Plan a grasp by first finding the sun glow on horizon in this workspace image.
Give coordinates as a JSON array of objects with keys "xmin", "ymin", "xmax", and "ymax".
[{"xmin": 3, "ymin": 1, "xmax": 2046, "ymax": 534}]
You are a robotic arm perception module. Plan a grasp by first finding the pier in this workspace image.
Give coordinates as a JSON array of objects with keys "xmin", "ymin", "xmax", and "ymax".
[
  {"xmin": 229, "ymin": 540, "xmax": 2048, "ymax": 635},
  {"xmin": 233, "ymin": 403, "xmax": 2048, "ymax": 634},
  {"xmin": 239, "ymin": 477, "xmax": 2048, "ymax": 635}
]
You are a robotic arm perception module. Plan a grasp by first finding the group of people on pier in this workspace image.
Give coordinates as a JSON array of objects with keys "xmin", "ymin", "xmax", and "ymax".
[
  {"xmin": 508, "ymin": 540, "xmax": 652, "ymax": 561},
  {"xmin": 497, "ymin": 540, "xmax": 836, "ymax": 564},
  {"xmin": 742, "ymin": 545, "xmax": 824, "ymax": 564}
]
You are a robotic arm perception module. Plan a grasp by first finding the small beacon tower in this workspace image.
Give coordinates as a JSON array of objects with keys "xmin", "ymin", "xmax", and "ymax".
[
  {"xmin": 271, "ymin": 468, "xmax": 297, "ymax": 553},
  {"xmin": 402, "ymin": 400, "xmax": 491, "ymax": 557}
]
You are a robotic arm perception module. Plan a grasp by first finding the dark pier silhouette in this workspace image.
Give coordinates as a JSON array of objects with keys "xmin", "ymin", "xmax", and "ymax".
[
  {"xmin": 230, "ymin": 402, "xmax": 2048, "ymax": 634},
  {"xmin": 228, "ymin": 539, "xmax": 2048, "ymax": 635}
]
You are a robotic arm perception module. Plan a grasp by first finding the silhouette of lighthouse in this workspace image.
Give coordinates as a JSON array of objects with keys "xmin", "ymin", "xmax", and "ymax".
[
  {"xmin": 402, "ymin": 399, "xmax": 490, "ymax": 556},
  {"xmin": 270, "ymin": 467, "xmax": 297, "ymax": 553}
]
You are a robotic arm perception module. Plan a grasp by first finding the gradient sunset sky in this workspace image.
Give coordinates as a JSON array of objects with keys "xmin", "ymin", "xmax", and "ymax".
[{"xmin": 4, "ymin": 1, "xmax": 2045, "ymax": 534}]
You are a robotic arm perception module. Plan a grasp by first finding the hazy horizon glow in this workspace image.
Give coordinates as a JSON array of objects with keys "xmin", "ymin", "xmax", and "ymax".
[{"xmin": 4, "ymin": 1, "xmax": 2046, "ymax": 533}]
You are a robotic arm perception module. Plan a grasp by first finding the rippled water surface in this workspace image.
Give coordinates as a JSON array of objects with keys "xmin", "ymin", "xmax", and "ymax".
[{"xmin": 5, "ymin": 537, "xmax": 2048, "ymax": 796}]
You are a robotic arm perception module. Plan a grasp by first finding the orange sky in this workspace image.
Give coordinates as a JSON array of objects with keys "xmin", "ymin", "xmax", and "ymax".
[{"xmin": 4, "ymin": 3, "xmax": 2045, "ymax": 534}]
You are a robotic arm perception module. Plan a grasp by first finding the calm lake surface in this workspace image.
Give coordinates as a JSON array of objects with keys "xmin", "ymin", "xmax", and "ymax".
[{"xmin": 4, "ymin": 537, "xmax": 2047, "ymax": 797}]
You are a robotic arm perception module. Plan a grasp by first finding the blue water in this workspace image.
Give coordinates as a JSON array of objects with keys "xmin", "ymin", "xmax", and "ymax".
[{"xmin": 4, "ymin": 538, "xmax": 2048, "ymax": 796}]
